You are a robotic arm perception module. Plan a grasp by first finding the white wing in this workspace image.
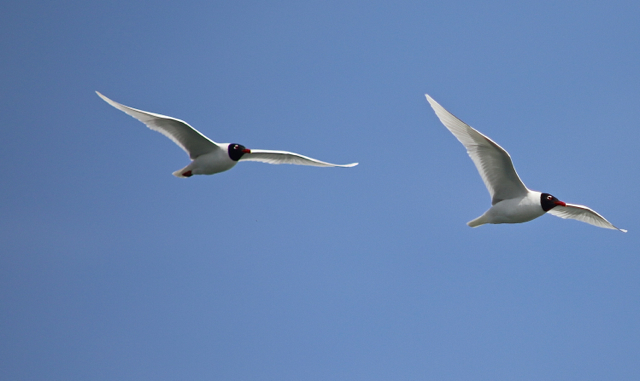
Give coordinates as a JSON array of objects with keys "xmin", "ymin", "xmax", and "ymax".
[
  {"xmin": 425, "ymin": 94, "xmax": 528, "ymax": 205},
  {"xmin": 547, "ymin": 203, "xmax": 627, "ymax": 232},
  {"xmin": 96, "ymin": 91, "xmax": 219, "ymax": 159},
  {"xmin": 240, "ymin": 149, "xmax": 358, "ymax": 167}
]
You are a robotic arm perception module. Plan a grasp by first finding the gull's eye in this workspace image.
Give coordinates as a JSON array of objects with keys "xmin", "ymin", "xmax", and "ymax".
[{"xmin": 547, "ymin": 195, "xmax": 553, "ymax": 200}]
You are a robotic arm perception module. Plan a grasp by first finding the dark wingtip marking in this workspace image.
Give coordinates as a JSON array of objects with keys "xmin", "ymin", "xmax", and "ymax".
[{"xmin": 182, "ymin": 170, "xmax": 193, "ymax": 177}]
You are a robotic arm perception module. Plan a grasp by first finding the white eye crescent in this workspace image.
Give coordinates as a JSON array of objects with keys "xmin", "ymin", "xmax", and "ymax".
[{"xmin": 547, "ymin": 195, "xmax": 552, "ymax": 200}]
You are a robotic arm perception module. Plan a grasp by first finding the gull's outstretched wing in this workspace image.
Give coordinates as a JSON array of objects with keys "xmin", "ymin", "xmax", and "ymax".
[
  {"xmin": 96, "ymin": 91, "xmax": 219, "ymax": 159},
  {"xmin": 240, "ymin": 149, "xmax": 358, "ymax": 167},
  {"xmin": 548, "ymin": 203, "xmax": 627, "ymax": 232},
  {"xmin": 426, "ymin": 94, "xmax": 528, "ymax": 205}
]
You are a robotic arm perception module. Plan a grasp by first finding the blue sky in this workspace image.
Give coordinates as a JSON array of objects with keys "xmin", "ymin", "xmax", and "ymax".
[{"xmin": 1, "ymin": 1, "xmax": 639, "ymax": 379}]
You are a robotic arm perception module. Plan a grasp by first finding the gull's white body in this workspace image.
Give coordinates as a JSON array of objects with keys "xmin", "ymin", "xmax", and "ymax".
[
  {"xmin": 96, "ymin": 91, "xmax": 357, "ymax": 177},
  {"xmin": 174, "ymin": 145, "xmax": 238, "ymax": 177},
  {"xmin": 468, "ymin": 191, "xmax": 545, "ymax": 227},
  {"xmin": 425, "ymin": 94, "xmax": 626, "ymax": 232}
]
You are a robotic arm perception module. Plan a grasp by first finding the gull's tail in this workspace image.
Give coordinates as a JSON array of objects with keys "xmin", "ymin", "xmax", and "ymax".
[
  {"xmin": 467, "ymin": 214, "xmax": 489, "ymax": 228},
  {"xmin": 172, "ymin": 163, "xmax": 194, "ymax": 178}
]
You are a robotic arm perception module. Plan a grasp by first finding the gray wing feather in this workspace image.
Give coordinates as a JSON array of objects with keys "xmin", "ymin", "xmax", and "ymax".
[
  {"xmin": 96, "ymin": 91, "xmax": 219, "ymax": 159},
  {"xmin": 425, "ymin": 94, "xmax": 529, "ymax": 205},
  {"xmin": 240, "ymin": 149, "xmax": 358, "ymax": 167},
  {"xmin": 547, "ymin": 203, "xmax": 627, "ymax": 232}
]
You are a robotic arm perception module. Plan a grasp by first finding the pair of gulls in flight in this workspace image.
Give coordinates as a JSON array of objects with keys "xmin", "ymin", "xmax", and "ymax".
[{"xmin": 96, "ymin": 91, "xmax": 626, "ymax": 232}]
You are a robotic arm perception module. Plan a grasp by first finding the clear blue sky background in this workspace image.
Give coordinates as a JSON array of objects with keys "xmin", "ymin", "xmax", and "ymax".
[{"xmin": 2, "ymin": 1, "xmax": 639, "ymax": 379}]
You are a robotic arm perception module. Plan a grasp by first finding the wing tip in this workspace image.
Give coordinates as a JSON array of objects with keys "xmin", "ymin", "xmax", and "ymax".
[
  {"xmin": 342, "ymin": 162, "xmax": 358, "ymax": 167},
  {"xmin": 95, "ymin": 91, "xmax": 117, "ymax": 107},
  {"xmin": 424, "ymin": 93, "xmax": 435, "ymax": 105},
  {"xmin": 619, "ymin": 228, "xmax": 628, "ymax": 233}
]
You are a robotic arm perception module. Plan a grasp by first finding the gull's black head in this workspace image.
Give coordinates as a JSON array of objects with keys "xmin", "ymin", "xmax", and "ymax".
[
  {"xmin": 228, "ymin": 143, "xmax": 251, "ymax": 161},
  {"xmin": 540, "ymin": 193, "xmax": 567, "ymax": 212}
]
